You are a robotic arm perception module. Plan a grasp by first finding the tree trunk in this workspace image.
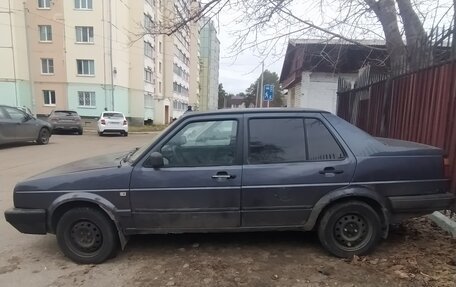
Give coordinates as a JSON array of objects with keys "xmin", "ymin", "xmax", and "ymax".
[
  {"xmin": 364, "ymin": 0, "xmax": 407, "ymax": 71},
  {"xmin": 396, "ymin": 0, "xmax": 428, "ymax": 69}
]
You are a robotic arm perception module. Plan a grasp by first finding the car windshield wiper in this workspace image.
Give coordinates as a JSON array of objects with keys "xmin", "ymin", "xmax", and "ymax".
[{"xmin": 118, "ymin": 147, "xmax": 140, "ymax": 166}]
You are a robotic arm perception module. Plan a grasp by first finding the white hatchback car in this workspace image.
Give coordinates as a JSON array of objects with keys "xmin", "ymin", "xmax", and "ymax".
[{"xmin": 97, "ymin": 111, "xmax": 128, "ymax": 136}]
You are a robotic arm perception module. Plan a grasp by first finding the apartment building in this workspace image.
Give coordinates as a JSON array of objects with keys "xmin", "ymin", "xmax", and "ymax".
[
  {"xmin": 199, "ymin": 17, "xmax": 220, "ymax": 111},
  {"xmin": 0, "ymin": 0, "xmax": 201, "ymax": 125},
  {"xmin": 0, "ymin": 1, "xmax": 31, "ymax": 108}
]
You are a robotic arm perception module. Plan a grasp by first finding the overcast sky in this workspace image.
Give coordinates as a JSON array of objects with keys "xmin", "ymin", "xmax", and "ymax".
[{"xmin": 216, "ymin": 11, "xmax": 286, "ymax": 95}]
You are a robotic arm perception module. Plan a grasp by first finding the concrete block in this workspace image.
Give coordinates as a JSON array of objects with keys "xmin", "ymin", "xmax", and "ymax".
[{"xmin": 427, "ymin": 211, "xmax": 456, "ymax": 238}]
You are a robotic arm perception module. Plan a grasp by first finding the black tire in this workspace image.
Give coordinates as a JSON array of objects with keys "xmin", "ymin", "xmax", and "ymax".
[
  {"xmin": 123, "ymin": 131, "xmax": 128, "ymax": 137},
  {"xmin": 78, "ymin": 129, "xmax": 83, "ymax": 135},
  {"xmin": 318, "ymin": 201, "xmax": 381, "ymax": 258},
  {"xmin": 56, "ymin": 207, "xmax": 118, "ymax": 264},
  {"xmin": 36, "ymin": 128, "xmax": 50, "ymax": 145},
  {"xmin": 98, "ymin": 131, "xmax": 103, "ymax": 136}
]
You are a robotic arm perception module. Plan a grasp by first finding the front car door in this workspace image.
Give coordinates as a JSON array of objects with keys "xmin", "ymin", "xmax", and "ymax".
[
  {"xmin": 241, "ymin": 112, "xmax": 356, "ymax": 227},
  {"xmin": 0, "ymin": 107, "xmax": 16, "ymax": 144},
  {"xmin": 3, "ymin": 106, "xmax": 38, "ymax": 141},
  {"xmin": 129, "ymin": 114, "xmax": 243, "ymax": 231}
]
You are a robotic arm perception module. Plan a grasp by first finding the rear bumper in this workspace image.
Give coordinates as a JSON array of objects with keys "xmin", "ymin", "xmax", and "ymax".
[
  {"xmin": 51, "ymin": 123, "xmax": 83, "ymax": 131},
  {"xmin": 388, "ymin": 192, "xmax": 455, "ymax": 213},
  {"xmin": 4, "ymin": 208, "xmax": 47, "ymax": 234},
  {"xmin": 98, "ymin": 126, "xmax": 128, "ymax": 133}
]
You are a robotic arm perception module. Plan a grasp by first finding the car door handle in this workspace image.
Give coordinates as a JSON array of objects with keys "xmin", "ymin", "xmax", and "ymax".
[
  {"xmin": 319, "ymin": 167, "xmax": 344, "ymax": 175},
  {"xmin": 212, "ymin": 172, "xmax": 236, "ymax": 180}
]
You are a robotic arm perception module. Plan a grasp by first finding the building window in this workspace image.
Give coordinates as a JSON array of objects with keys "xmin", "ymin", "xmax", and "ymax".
[
  {"xmin": 75, "ymin": 0, "xmax": 93, "ymax": 10},
  {"xmin": 75, "ymin": 26, "xmax": 94, "ymax": 43},
  {"xmin": 144, "ymin": 93, "xmax": 153, "ymax": 107},
  {"xmin": 78, "ymin": 91, "xmax": 96, "ymax": 107},
  {"xmin": 39, "ymin": 25, "xmax": 52, "ymax": 42},
  {"xmin": 43, "ymin": 90, "xmax": 56, "ymax": 106},
  {"xmin": 144, "ymin": 14, "xmax": 153, "ymax": 30},
  {"xmin": 144, "ymin": 41, "xmax": 153, "ymax": 58},
  {"xmin": 41, "ymin": 58, "xmax": 54, "ymax": 74},
  {"xmin": 145, "ymin": 68, "xmax": 152, "ymax": 82},
  {"xmin": 38, "ymin": 0, "xmax": 51, "ymax": 9},
  {"xmin": 77, "ymin": 59, "xmax": 95, "ymax": 75},
  {"xmin": 159, "ymin": 81, "xmax": 162, "ymax": 93},
  {"xmin": 159, "ymin": 41, "xmax": 162, "ymax": 53},
  {"xmin": 159, "ymin": 62, "xmax": 162, "ymax": 73}
]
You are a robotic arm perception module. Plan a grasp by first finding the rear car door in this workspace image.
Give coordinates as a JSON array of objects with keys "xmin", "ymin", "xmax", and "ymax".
[
  {"xmin": 129, "ymin": 115, "xmax": 243, "ymax": 231},
  {"xmin": 241, "ymin": 112, "xmax": 356, "ymax": 227}
]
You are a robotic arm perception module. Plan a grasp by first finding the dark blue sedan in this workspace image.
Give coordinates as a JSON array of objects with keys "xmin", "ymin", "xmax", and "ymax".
[{"xmin": 4, "ymin": 109, "xmax": 454, "ymax": 263}]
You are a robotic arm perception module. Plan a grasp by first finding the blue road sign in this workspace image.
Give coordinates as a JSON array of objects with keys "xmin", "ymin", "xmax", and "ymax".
[{"xmin": 263, "ymin": 84, "xmax": 274, "ymax": 101}]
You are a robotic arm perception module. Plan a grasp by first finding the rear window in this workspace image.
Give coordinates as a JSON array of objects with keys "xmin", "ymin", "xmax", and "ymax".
[
  {"xmin": 54, "ymin": 111, "xmax": 78, "ymax": 116},
  {"xmin": 103, "ymin": 113, "xmax": 123, "ymax": 118}
]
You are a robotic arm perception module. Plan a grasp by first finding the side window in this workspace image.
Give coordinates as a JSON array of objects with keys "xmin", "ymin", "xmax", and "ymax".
[
  {"xmin": 248, "ymin": 118, "xmax": 306, "ymax": 164},
  {"xmin": 0, "ymin": 108, "xmax": 8, "ymax": 120},
  {"xmin": 305, "ymin": 118, "xmax": 344, "ymax": 160},
  {"xmin": 161, "ymin": 120, "xmax": 238, "ymax": 167},
  {"xmin": 4, "ymin": 107, "xmax": 26, "ymax": 121}
]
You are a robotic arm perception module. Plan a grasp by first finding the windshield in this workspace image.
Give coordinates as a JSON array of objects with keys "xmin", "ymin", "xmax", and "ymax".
[{"xmin": 128, "ymin": 121, "xmax": 178, "ymax": 163}]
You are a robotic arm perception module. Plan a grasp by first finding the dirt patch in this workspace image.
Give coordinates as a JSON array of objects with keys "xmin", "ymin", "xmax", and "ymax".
[
  {"xmin": 121, "ymin": 218, "xmax": 456, "ymax": 287},
  {"xmin": 0, "ymin": 256, "xmax": 21, "ymax": 275}
]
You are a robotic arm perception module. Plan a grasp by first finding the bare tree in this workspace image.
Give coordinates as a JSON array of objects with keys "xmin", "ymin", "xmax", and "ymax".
[{"xmin": 141, "ymin": 0, "xmax": 454, "ymax": 71}]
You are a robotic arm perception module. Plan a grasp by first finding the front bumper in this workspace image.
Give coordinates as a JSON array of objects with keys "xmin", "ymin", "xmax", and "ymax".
[
  {"xmin": 389, "ymin": 192, "xmax": 455, "ymax": 213},
  {"xmin": 4, "ymin": 208, "xmax": 47, "ymax": 234}
]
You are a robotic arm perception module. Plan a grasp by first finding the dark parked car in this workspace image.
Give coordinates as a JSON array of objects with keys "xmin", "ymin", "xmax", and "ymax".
[
  {"xmin": 4, "ymin": 109, "xmax": 454, "ymax": 263},
  {"xmin": 0, "ymin": 105, "xmax": 52, "ymax": 145},
  {"xmin": 48, "ymin": 110, "xmax": 83, "ymax": 135}
]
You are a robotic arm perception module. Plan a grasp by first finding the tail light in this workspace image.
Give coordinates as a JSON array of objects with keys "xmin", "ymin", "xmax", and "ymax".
[
  {"xmin": 443, "ymin": 157, "xmax": 450, "ymax": 178},
  {"xmin": 123, "ymin": 120, "xmax": 127, "ymax": 125},
  {"xmin": 101, "ymin": 119, "xmax": 106, "ymax": 125}
]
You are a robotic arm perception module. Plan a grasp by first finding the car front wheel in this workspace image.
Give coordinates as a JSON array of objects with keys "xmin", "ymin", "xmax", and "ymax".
[
  {"xmin": 318, "ymin": 201, "xmax": 381, "ymax": 258},
  {"xmin": 36, "ymin": 128, "xmax": 50, "ymax": 145},
  {"xmin": 56, "ymin": 207, "xmax": 118, "ymax": 264}
]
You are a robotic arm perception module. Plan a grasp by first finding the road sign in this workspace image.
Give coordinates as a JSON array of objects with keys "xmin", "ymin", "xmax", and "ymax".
[{"xmin": 263, "ymin": 84, "xmax": 274, "ymax": 102}]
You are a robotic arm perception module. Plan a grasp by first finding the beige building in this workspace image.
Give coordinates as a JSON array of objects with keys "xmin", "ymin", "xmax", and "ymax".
[{"xmin": 0, "ymin": 0, "xmax": 201, "ymax": 125}]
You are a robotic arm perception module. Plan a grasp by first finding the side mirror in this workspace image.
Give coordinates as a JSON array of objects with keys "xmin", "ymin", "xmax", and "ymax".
[
  {"xmin": 146, "ymin": 152, "xmax": 164, "ymax": 168},
  {"xmin": 23, "ymin": 114, "xmax": 32, "ymax": 122}
]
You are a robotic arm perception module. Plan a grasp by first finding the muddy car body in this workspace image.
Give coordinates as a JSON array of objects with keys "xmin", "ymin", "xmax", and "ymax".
[{"xmin": 5, "ymin": 109, "xmax": 454, "ymax": 263}]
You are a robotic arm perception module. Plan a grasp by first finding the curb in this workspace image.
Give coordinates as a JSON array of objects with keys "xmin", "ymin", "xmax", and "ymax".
[{"xmin": 427, "ymin": 211, "xmax": 456, "ymax": 238}]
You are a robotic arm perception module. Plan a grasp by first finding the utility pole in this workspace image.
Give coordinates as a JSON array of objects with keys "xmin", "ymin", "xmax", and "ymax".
[
  {"xmin": 255, "ymin": 80, "xmax": 260, "ymax": 108},
  {"xmin": 259, "ymin": 60, "xmax": 264, "ymax": 108}
]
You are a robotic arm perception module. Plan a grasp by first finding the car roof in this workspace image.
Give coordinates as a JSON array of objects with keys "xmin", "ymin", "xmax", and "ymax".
[
  {"xmin": 183, "ymin": 108, "xmax": 329, "ymax": 117},
  {"xmin": 54, "ymin": 110, "xmax": 78, "ymax": 113},
  {"xmin": 102, "ymin": 111, "xmax": 124, "ymax": 114}
]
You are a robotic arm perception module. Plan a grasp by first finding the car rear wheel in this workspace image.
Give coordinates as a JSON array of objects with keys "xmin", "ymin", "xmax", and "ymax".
[
  {"xmin": 318, "ymin": 201, "xmax": 381, "ymax": 258},
  {"xmin": 98, "ymin": 131, "xmax": 103, "ymax": 136},
  {"xmin": 56, "ymin": 207, "xmax": 118, "ymax": 264},
  {"xmin": 36, "ymin": 128, "xmax": 50, "ymax": 145},
  {"xmin": 123, "ymin": 131, "xmax": 128, "ymax": 137},
  {"xmin": 78, "ymin": 129, "xmax": 83, "ymax": 135}
]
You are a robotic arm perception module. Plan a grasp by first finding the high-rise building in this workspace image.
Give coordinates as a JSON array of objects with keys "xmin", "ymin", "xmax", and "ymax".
[
  {"xmin": 0, "ymin": 0, "xmax": 201, "ymax": 125},
  {"xmin": 199, "ymin": 17, "xmax": 220, "ymax": 111}
]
